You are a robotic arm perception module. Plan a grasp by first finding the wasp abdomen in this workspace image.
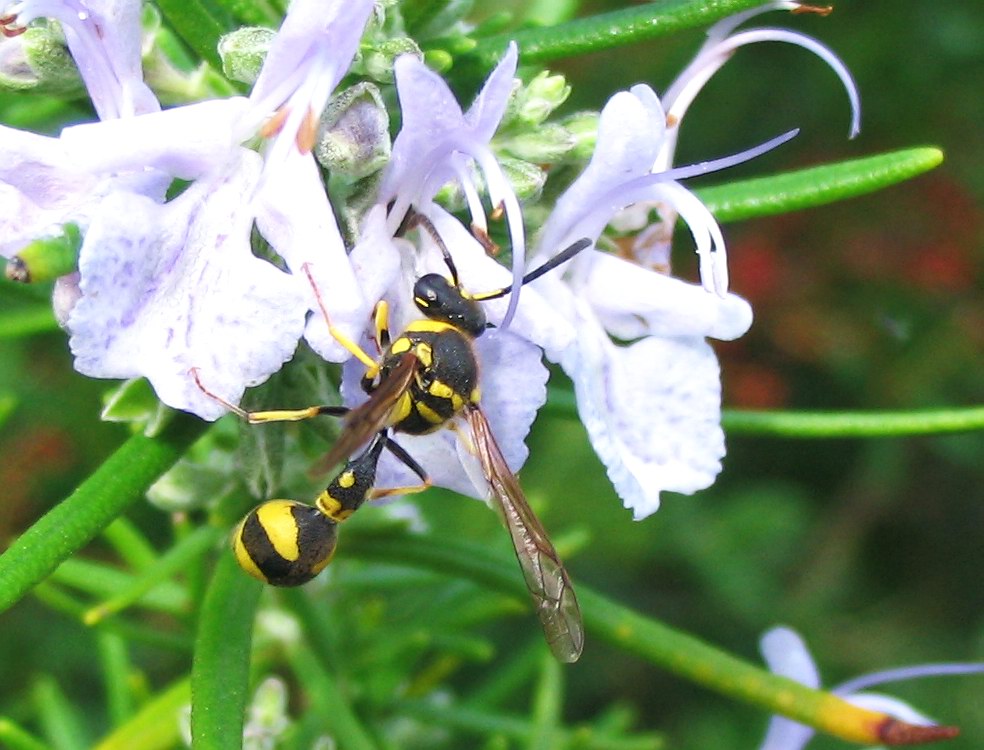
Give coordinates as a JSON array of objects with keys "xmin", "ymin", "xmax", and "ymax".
[{"xmin": 233, "ymin": 500, "xmax": 338, "ymax": 587}]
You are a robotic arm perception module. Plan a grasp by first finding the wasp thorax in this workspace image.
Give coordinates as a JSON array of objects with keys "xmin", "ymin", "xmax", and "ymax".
[
  {"xmin": 233, "ymin": 499, "xmax": 338, "ymax": 587},
  {"xmin": 413, "ymin": 274, "xmax": 487, "ymax": 337}
]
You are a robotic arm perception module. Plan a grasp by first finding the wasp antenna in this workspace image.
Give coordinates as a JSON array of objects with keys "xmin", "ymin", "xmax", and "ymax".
[
  {"xmin": 402, "ymin": 210, "xmax": 461, "ymax": 287},
  {"xmin": 473, "ymin": 238, "xmax": 593, "ymax": 302}
]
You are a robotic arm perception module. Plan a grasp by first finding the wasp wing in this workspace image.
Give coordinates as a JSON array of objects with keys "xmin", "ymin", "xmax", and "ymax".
[
  {"xmin": 313, "ymin": 351, "xmax": 418, "ymax": 475},
  {"xmin": 466, "ymin": 406, "xmax": 584, "ymax": 663}
]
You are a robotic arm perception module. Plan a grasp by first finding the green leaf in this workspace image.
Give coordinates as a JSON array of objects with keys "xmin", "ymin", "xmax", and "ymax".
[
  {"xmin": 93, "ymin": 678, "xmax": 191, "ymax": 750},
  {"xmin": 0, "ymin": 412, "xmax": 208, "ymax": 615},
  {"xmin": 697, "ymin": 147, "xmax": 945, "ymax": 222},
  {"xmin": 722, "ymin": 405, "xmax": 984, "ymax": 438},
  {"xmin": 190, "ymin": 554, "xmax": 262, "ymax": 750},
  {"xmin": 155, "ymin": 0, "xmax": 232, "ymax": 72},
  {"xmin": 342, "ymin": 528, "xmax": 957, "ymax": 745},
  {"xmin": 460, "ymin": 0, "xmax": 765, "ymax": 71}
]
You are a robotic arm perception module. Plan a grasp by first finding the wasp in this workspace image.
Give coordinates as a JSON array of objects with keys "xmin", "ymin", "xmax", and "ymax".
[{"xmin": 196, "ymin": 214, "xmax": 591, "ymax": 662}]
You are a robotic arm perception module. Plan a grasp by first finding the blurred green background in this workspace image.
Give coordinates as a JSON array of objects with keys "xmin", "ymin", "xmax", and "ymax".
[{"xmin": 1, "ymin": 0, "xmax": 981, "ymax": 748}]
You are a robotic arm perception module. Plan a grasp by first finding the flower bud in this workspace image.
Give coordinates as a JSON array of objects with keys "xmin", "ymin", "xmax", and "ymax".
[
  {"xmin": 217, "ymin": 27, "xmax": 275, "ymax": 85},
  {"xmin": 315, "ymin": 83, "xmax": 391, "ymax": 179},
  {"xmin": 0, "ymin": 25, "xmax": 83, "ymax": 96},
  {"xmin": 356, "ymin": 37, "xmax": 421, "ymax": 83},
  {"xmin": 6, "ymin": 223, "xmax": 81, "ymax": 283},
  {"xmin": 507, "ymin": 70, "xmax": 570, "ymax": 127},
  {"xmin": 558, "ymin": 110, "xmax": 599, "ymax": 161}
]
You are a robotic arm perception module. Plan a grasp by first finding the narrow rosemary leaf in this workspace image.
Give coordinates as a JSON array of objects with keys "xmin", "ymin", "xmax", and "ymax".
[
  {"xmin": 93, "ymin": 678, "xmax": 191, "ymax": 750},
  {"xmin": 210, "ymin": 0, "xmax": 281, "ymax": 26},
  {"xmin": 155, "ymin": 0, "xmax": 232, "ymax": 72},
  {"xmin": 722, "ymin": 405, "xmax": 984, "ymax": 438},
  {"xmin": 190, "ymin": 554, "xmax": 262, "ymax": 750},
  {"xmin": 464, "ymin": 0, "xmax": 765, "ymax": 68},
  {"xmin": 0, "ymin": 413, "xmax": 208, "ymax": 615},
  {"xmin": 697, "ymin": 147, "xmax": 944, "ymax": 222}
]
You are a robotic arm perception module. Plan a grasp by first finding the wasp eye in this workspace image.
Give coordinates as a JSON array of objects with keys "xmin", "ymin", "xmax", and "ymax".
[{"xmin": 233, "ymin": 500, "xmax": 338, "ymax": 587}]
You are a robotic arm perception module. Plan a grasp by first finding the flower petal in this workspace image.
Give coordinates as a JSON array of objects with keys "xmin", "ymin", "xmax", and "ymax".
[
  {"xmin": 561, "ymin": 301, "xmax": 728, "ymax": 519},
  {"xmin": 463, "ymin": 41, "xmax": 518, "ymax": 142},
  {"xmin": 60, "ymin": 98, "xmax": 253, "ymax": 179},
  {"xmin": 759, "ymin": 626, "xmax": 822, "ymax": 688},
  {"xmin": 580, "ymin": 251, "xmax": 752, "ymax": 341},
  {"xmin": 252, "ymin": 148, "xmax": 367, "ymax": 362},
  {"xmin": 536, "ymin": 87, "xmax": 662, "ymax": 259},
  {"xmin": 68, "ymin": 152, "xmax": 306, "ymax": 420}
]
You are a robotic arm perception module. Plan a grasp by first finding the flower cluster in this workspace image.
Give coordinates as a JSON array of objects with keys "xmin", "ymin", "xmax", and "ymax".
[{"xmin": 0, "ymin": 0, "xmax": 859, "ymax": 513}]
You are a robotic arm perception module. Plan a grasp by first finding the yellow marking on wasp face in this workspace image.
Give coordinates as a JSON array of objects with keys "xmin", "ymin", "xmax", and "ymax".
[
  {"xmin": 255, "ymin": 500, "xmax": 301, "ymax": 561},
  {"xmin": 451, "ymin": 392, "xmax": 465, "ymax": 411},
  {"xmin": 415, "ymin": 400, "xmax": 444, "ymax": 425},
  {"xmin": 337, "ymin": 471, "xmax": 356, "ymax": 489},
  {"xmin": 232, "ymin": 519, "xmax": 265, "ymax": 581},
  {"xmin": 391, "ymin": 336, "xmax": 412, "ymax": 355},
  {"xmin": 414, "ymin": 342, "xmax": 433, "ymax": 367},
  {"xmin": 470, "ymin": 386, "xmax": 481, "ymax": 404},
  {"xmin": 428, "ymin": 379, "xmax": 455, "ymax": 400}
]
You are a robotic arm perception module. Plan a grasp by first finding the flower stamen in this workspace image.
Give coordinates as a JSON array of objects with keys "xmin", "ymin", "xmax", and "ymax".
[
  {"xmin": 295, "ymin": 107, "xmax": 319, "ymax": 154},
  {"xmin": 791, "ymin": 4, "xmax": 833, "ymax": 15},
  {"xmin": 260, "ymin": 107, "xmax": 290, "ymax": 139}
]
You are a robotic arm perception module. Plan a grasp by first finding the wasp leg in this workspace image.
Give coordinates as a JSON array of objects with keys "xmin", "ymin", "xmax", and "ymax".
[
  {"xmin": 368, "ymin": 435, "xmax": 432, "ymax": 499},
  {"xmin": 191, "ymin": 367, "xmax": 348, "ymax": 425},
  {"xmin": 300, "ymin": 262, "xmax": 380, "ymax": 376}
]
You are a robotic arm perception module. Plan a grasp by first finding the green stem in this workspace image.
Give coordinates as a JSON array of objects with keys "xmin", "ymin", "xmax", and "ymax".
[
  {"xmin": 462, "ymin": 0, "xmax": 764, "ymax": 69},
  {"xmin": 697, "ymin": 147, "xmax": 945, "ymax": 223},
  {"xmin": 343, "ymin": 529, "xmax": 949, "ymax": 745},
  {"xmin": 545, "ymin": 388, "xmax": 984, "ymax": 437},
  {"xmin": 721, "ymin": 406, "xmax": 984, "ymax": 438},
  {"xmin": 0, "ymin": 412, "xmax": 208, "ymax": 615},
  {"xmin": 155, "ymin": 0, "xmax": 231, "ymax": 72},
  {"xmin": 85, "ymin": 525, "xmax": 223, "ymax": 625},
  {"xmin": 191, "ymin": 554, "xmax": 262, "ymax": 750},
  {"xmin": 93, "ymin": 678, "xmax": 191, "ymax": 750},
  {"xmin": 0, "ymin": 718, "xmax": 50, "ymax": 750}
]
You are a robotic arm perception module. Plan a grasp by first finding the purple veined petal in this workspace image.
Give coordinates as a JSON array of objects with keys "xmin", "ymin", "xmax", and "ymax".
[
  {"xmin": 252, "ymin": 148, "xmax": 367, "ymax": 363},
  {"xmin": 560, "ymin": 302, "xmax": 727, "ymax": 519},
  {"xmin": 580, "ymin": 251, "xmax": 753, "ymax": 341},
  {"xmin": 463, "ymin": 41, "xmax": 518, "ymax": 142},
  {"xmin": 68, "ymin": 151, "xmax": 307, "ymax": 420},
  {"xmin": 60, "ymin": 98, "xmax": 253, "ymax": 179}
]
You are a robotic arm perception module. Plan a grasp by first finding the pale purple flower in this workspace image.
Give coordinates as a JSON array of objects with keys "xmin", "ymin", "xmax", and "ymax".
[
  {"xmin": 340, "ymin": 48, "xmax": 573, "ymax": 499},
  {"xmin": 759, "ymin": 626, "xmax": 984, "ymax": 750},
  {"xmin": 529, "ymin": 3, "xmax": 862, "ymax": 519},
  {"xmin": 6, "ymin": 0, "xmax": 376, "ymax": 419},
  {"xmin": 0, "ymin": 0, "xmax": 165, "ymax": 261},
  {"xmin": 379, "ymin": 43, "xmax": 531, "ymax": 328}
]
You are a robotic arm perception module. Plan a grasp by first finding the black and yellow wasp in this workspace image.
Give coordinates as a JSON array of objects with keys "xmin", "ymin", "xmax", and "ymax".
[{"xmin": 197, "ymin": 213, "xmax": 591, "ymax": 662}]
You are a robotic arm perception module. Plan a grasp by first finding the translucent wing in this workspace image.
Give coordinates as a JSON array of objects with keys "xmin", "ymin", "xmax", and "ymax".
[
  {"xmin": 466, "ymin": 406, "xmax": 584, "ymax": 663},
  {"xmin": 313, "ymin": 352, "xmax": 418, "ymax": 474}
]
